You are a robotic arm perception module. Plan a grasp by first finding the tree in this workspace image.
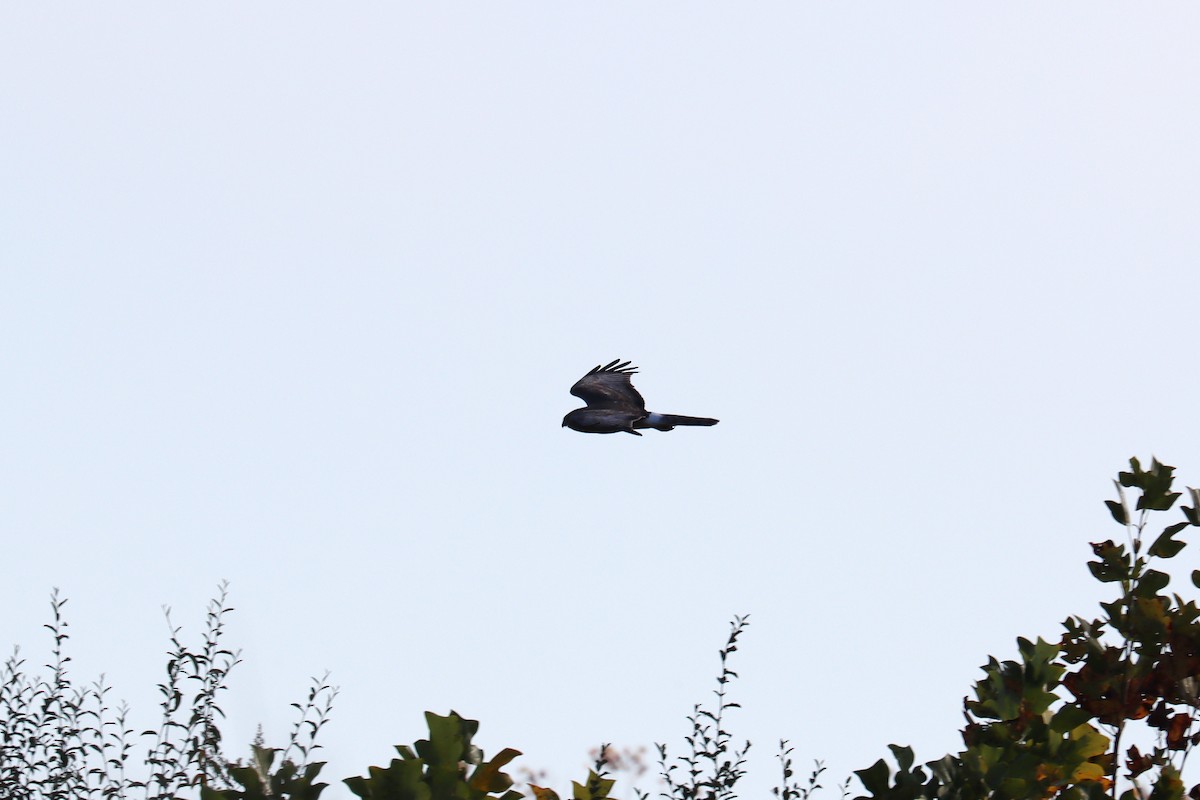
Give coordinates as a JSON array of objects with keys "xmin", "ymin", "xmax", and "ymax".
[{"xmin": 856, "ymin": 457, "xmax": 1200, "ymax": 800}]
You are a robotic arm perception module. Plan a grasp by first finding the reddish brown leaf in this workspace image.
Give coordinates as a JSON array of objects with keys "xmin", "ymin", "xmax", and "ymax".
[
  {"xmin": 1148, "ymin": 702, "xmax": 1173, "ymax": 730},
  {"xmin": 1125, "ymin": 744, "xmax": 1153, "ymax": 778},
  {"xmin": 1167, "ymin": 712, "xmax": 1194, "ymax": 750}
]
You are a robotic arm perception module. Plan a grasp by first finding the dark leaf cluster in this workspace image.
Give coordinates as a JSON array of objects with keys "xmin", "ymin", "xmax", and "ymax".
[{"xmin": 856, "ymin": 457, "xmax": 1200, "ymax": 800}]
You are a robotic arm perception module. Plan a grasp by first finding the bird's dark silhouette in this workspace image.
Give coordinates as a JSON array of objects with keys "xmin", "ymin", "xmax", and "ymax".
[{"xmin": 562, "ymin": 359, "xmax": 719, "ymax": 435}]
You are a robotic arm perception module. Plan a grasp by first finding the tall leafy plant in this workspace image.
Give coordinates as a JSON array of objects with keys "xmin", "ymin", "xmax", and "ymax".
[
  {"xmin": 656, "ymin": 615, "xmax": 752, "ymax": 800},
  {"xmin": 0, "ymin": 583, "xmax": 335, "ymax": 799}
]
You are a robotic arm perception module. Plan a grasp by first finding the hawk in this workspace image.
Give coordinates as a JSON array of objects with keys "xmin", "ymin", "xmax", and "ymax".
[{"xmin": 562, "ymin": 359, "xmax": 719, "ymax": 435}]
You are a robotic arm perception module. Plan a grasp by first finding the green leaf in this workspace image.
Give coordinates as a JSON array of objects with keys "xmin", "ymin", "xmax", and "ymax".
[
  {"xmin": 1132, "ymin": 458, "xmax": 1181, "ymax": 511},
  {"xmin": 854, "ymin": 759, "xmax": 892, "ymax": 796},
  {"xmin": 888, "ymin": 744, "xmax": 916, "ymax": 772},
  {"xmin": 572, "ymin": 771, "xmax": 616, "ymax": 800},
  {"xmin": 1087, "ymin": 540, "xmax": 1129, "ymax": 583},
  {"xmin": 421, "ymin": 711, "xmax": 470, "ymax": 765},
  {"xmin": 1088, "ymin": 561, "xmax": 1125, "ymax": 583},
  {"xmin": 470, "ymin": 748, "xmax": 522, "ymax": 793},
  {"xmin": 1106, "ymin": 500, "xmax": 1128, "ymax": 525},
  {"xmin": 1141, "ymin": 492, "xmax": 1182, "ymax": 512},
  {"xmin": 1147, "ymin": 763, "xmax": 1184, "ymax": 800},
  {"xmin": 1182, "ymin": 488, "xmax": 1200, "ymax": 525},
  {"xmin": 1136, "ymin": 569, "xmax": 1171, "ymax": 597},
  {"xmin": 1118, "ymin": 457, "xmax": 1142, "ymax": 488},
  {"xmin": 1067, "ymin": 722, "xmax": 1110, "ymax": 759},
  {"xmin": 1049, "ymin": 704, "xmax": 1093, "ymax": 733},
  {"xmin": 1148, "ymin": 523, "xmax": 1188, "ymax": 558}
]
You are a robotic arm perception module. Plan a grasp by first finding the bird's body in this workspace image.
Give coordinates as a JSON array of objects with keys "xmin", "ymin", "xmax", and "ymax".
[{"xmin": 562, "ymin": 359, "xmax": 718, "ymax": 436}]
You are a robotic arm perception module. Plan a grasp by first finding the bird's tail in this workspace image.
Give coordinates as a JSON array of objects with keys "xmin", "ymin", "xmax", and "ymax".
[{"xmin": 642, "ymin": 412, "xmax": 719, "ymax": 431}]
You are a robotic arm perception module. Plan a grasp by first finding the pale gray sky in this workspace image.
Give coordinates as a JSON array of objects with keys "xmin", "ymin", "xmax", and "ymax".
[{"xmin": 3, "ymin": 4, "xmax": 1200, "ymax": 798}]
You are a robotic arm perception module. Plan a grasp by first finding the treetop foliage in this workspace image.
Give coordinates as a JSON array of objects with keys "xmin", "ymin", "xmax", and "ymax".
[
  {"xmin": 858, "ymin": 457, "xmax": 1200, "ymax": 800},
  {"xmin": 4, "ymin": 457, "xmax": 1200, "ymax": 800}
]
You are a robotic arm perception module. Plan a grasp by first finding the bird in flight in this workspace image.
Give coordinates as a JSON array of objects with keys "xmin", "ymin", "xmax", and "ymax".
[{"xmin": 562, "ymin": 359, "xmax": 719, "ymax": 435}]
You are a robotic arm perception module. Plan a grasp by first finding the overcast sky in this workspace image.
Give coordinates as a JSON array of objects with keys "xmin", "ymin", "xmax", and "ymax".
[{"xmin": 3, "ymin": 4, "xmax": 1200, "ymax": 798}]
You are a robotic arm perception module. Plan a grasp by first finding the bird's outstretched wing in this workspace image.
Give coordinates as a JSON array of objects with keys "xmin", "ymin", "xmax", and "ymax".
[{"xmin": 570, "ymin": 359, "xmax": 646, "ymax": 411}]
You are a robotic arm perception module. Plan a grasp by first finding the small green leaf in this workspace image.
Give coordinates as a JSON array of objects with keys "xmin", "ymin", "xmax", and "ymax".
[
  {"xmin": 1149, "ymin": 523, "xmax": 1188, "ymax": 558},
  {"xmin": 888, "ymin": 744, "xmax": 915, "ymax": 772},
  {"xmin": 1136, "ymin": 569, "xmax": 1171, "ymax": 597},
  {"xmin": 1088, "ymin": 560, "xmax": 1126, "ymax": 583},
  {"xmin": 470, "ymin": 748, "xmax": 522, "ymax": 793},
  {"xmin": 854, "ymin": 759, "xmax": 892, "ymax": 796},
  {"xmin": 343, "ymin": 776, "xmax": 368, "ymax": 798},
  {"xmin": 572, "ymin": 771, "xmax": 616, "ymax": 800},
  {"xmin": 1119, "ymin": 457, "xmax": 1142, "ymax": 488},
  {"xmin": 1088, "ymin": 540, "xmax": 1130, "ymax": 583},
  {"xmin": 1182, "ymin": 489, "xmax": 1200, "ymax": 525},
  {"xmin": 1141, "ymin": 492, "xmax": 1182, "ymax": 512},
  {"xmin": 1132, "ymin": 458, "xmax": 1181, "ymax": 510},
  {"xmin": 1050, "ymin": 704, "xmax": 1093, "ymax": 733},
  {"xmin": 1106, "ymin": 500, "xmax": 1129, "ymax": 525}
]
